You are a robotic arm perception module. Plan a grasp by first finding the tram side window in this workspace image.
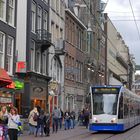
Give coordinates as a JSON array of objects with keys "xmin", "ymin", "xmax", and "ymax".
[
  {"xmin": 124, "ymin": 95, "xmax": 129, "ymax": 118},
  {"xmin": 118, "ymin": 94, "xmax": 123, "ymax": 119}
]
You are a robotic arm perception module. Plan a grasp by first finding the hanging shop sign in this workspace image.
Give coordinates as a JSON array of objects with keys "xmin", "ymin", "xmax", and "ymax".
[
  {"xmin": 48, "ymin": 81, "xmax": 61, "ymax": 95},
  {"xmin": 6, "ymin": 80, "xmax": 24, "ymax": 90}
]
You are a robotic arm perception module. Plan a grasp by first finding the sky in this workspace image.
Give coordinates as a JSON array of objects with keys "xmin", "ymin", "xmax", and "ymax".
[{"xmin": 103, "ymin": 0, "xmax": 140, "ymax": 65}]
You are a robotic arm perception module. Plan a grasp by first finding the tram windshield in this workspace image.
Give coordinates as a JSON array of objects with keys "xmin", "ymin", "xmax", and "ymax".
[{"xmin": 92, "ymin": 88, "xmax": 119, "ymax": 115}]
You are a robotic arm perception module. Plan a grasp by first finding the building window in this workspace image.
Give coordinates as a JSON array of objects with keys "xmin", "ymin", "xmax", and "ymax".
[
  {"xmin": 42, "ymin": 52, "xmax": 46, "ymax": 74},
  {"xmin": 0, "ymin": 32, "xmax": 5, "ymax": 68},
  {"xmin": 56, "ymin": 0, "xmax": 59, "ymax": 13},
  {"xmin": 8, "ymin": 0, "xmax": 15, "ymax": 26},
  {"xmin": 36, "ymin": 51, "xmax": 41, "ymax": 73},
  {"xmin": 43, "ymin": 0, "xmax": 48, "ymax": 4},
  {"xmin": 0, "ymin": 0, "xmax": 6, "ymax": 21},
  {"xmin": 56, "ymin": 25, "xmax": 59, "ymax": 40},
  {"xmin": 6, "ymin": 36, "xmax": 14, "ymax": 74},
  {"xmin": 60, "ymin": 29, "xmax": 63, "ymax": 39},
  {"xmin": 31, "ymin": 40, "xmax": 35, "ymax": 71},
  {"xmin": 51, "ymin": 0, "xmax": 55, "ymax": 10},
  {"xmin": 31, "ymin": 1, "xmax": 36, "ymax": 33},
  {"xmin": 43, "ymin": 10, "xmax": 48, "ymax": 31},
  {"xmin": 60, "ymin": 0, "xmax": 63, "ymax": 16},
  {"xmin": 37, "ymin": 6, "xmax": 42, "ymax": 30},
  {"xmin": 51, "ymin": 22, "xmax": 55, "ymax": 43}
]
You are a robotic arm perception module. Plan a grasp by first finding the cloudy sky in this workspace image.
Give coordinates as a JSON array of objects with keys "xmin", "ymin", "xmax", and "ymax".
[{"xmin": 103, "ymin": 0, "xmax": 140, "ymax": 65}]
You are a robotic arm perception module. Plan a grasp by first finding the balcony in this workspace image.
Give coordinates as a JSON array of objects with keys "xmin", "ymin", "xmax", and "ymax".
[
  {"xmin": 36, "ymin": 29, "xmax": 52, "ymax": 49},
  {"xmin": 116, "ymin": 52, "xmax": 128, "ymax": 69},
  {"xmin": 55, "ymin": 38, "xmax": 66, "ymax": 55}
]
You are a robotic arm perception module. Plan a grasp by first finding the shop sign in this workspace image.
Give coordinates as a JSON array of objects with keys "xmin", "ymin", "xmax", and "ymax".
[
  {"xmin": 6, "ymin": 82, "xmax": 15, "ymax": 89},
  {"xmin": 0, "ymin": 97, "xmax": 12, "ymax": 103},
  {"xmin": 16, "ymin": 61, "xmax": 26, "ymax": 73},
  {"xmin": 15, "ymin": 81, "xmax": 24, "ymax": 90},
  {"xmin": 6, "ymin": 80, "xmax": 24, "ymax": 90}
]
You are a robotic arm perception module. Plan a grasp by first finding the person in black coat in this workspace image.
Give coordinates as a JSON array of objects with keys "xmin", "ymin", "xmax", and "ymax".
[
  {"xmin": 44, "ymin": 112, "xmax": 50, "ymax": 136},
  {"xmin": 35, "ymin": 109, "xmax": 45, "ymax": 137}
]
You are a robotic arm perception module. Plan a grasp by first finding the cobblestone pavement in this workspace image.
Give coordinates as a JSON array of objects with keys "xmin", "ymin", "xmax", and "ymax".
[{"xmin": 19, "ymin": 126, "xmax": 89, "ymax": 140}]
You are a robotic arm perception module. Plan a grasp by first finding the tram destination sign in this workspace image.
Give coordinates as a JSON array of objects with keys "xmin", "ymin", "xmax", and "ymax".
[{"xmin": 94, "ymin": 88, "xmax": 119, "ymax": 94}]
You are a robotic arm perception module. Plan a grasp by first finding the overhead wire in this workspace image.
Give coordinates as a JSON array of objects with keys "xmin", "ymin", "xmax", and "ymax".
[
  {"xmin": 81, "ymin": 0, "xmax": 129, "ymax": 75},
  {"xmin": 128, "ymin": 0, "xmax": 140, "ymax": 40}
]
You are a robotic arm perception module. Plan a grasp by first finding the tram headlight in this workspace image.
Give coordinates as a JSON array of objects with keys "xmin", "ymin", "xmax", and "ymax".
[
  {"xmin": 93, "ymin": 117, "xmax": 97, "ymax": 121},
  {"xmin": 93, "ymin": 117, "xmax": 98, "ymax": 122},
  {"xmin": 111, "ymin": 118, "xmax": 117, "ymax": 123}
]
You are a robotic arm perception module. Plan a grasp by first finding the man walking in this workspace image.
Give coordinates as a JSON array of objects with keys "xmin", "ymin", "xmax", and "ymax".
[{"xmin": 52, "ymin": 106, "xmax": 60, "ymax": 133}]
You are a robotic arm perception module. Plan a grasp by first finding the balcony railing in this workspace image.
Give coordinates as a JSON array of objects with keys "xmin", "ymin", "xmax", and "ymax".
[{"xmin": 36, "ymin": 29, "xmax": 51, "ymax": 44}]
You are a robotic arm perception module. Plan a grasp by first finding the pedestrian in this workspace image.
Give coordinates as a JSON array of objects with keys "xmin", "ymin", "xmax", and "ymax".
[
  {"xmin": 78, "ymin": 111, "xmax": 84, "ymax": 126},
  {"xmin": 84, "ymin": 108, "xmax": 90, "ymax": 128},
  {"xmin": 64, "ymin": 110, "xmax": 70, "ymax": 130},
  {"xmin": 70, "ymin": 110, "xmax": 75, "ymax": 129},
  {"xmin": 58, "ymin": 108, "xmax": 63, "ymax": 129},
  {"xmin": 52, "ymin": 106, "xmax": 60, "ymax": 133},
  {"xmin": 28, "ymin": 107, "xmax": 38, "ymax": 135},
  {"xmin": 8, "ymin": 107, "xmax": 20, "ymax": 140},
  {"xmin": 35, "ymin": 109, "xmax": 45, "ymax": 137},
  {"xmin": 0, "ymin": 106, "xmax": 8, "ymax": 140},
  {"xmin": 44, "ymin": 111, "xmax": 50, "ymax": 136}
]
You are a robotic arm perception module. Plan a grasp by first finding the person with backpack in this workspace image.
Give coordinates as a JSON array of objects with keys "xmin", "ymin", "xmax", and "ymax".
[
  {"xmin": 64, "ymin": 110, "xmax": 70, "ymax": 130},
  {"xmin": 28, "ymin": 107, "xmax": 38, "ymax": 135},
  {"xmin": 52, "ymin": 106, "xmax": 60, "ymax": 133}
]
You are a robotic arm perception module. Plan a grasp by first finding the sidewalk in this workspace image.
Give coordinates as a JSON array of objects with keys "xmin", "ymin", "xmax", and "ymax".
[{"xmin": 19, "ymin": 126, "xmax": 89, "ymax": 140}]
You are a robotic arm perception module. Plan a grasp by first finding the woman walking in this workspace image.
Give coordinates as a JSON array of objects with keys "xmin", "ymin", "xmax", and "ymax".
[
  {"xmin": 28, "ymin": 107, "xmax": 38, "ymax": 135},
  {"xmin": 0, "ymin": 106, "xmax": 8, "ymax": 140},
  {"xmin": 8, "ymin": 107, "xmax": 20, "ymax": 140}
]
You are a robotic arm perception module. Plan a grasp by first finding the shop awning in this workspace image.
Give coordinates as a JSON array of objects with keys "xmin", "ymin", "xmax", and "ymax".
[{"xmin": 0, "ymin": 68, "xmax": 12, "ymax": 87}]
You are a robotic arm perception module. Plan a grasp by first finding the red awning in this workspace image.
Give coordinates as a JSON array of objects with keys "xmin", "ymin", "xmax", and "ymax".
[{"xmin": 0, "ymin": 68, "xmax": 12, "ymax": 87}]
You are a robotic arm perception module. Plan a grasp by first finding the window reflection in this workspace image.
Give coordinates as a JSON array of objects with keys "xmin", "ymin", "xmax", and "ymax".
[{"xmin": 93, "ymin": 93, "xmax": 118, "ymax": 115}]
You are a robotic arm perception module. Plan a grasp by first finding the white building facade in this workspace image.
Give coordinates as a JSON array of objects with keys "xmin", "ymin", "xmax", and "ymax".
[{"xmin": 48, "ymin": 0, "xmax": 66, "ymax": 112}]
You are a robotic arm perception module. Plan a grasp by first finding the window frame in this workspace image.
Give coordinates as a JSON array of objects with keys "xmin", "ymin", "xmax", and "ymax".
[
  {"xmin": 36, "ymin": 50, "xmax": 41, "ymax": 73},
  {"xmin": 6, "ymin": 35, "xmax": 14, "ymax": 75},
  {"xmin": 7, "ymin": 0, "xmax": 15, "ymax": 26},
  {"xmin": 0, "ymin": 31, "xmax": 5, "ymax": 68},
  {"xmin": 43, "ymin": 10, "xmax": 48, "ymax": 31},
  {"xmin": 30, "ymin": 40, "xmax": 35, "ymax": 71},
  {"xmin": 31, "ymin": 0, "xmax": 36, "ymax": 33},
  {"xmin": 0, "ymin": 0, "xmax": 6, "ymax": 22}
]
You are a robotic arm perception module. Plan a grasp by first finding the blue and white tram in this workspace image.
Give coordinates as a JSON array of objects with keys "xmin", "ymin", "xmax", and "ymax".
[{"xmin": 89, "ymin": 85, "xmax": 140, "ymax": 132}]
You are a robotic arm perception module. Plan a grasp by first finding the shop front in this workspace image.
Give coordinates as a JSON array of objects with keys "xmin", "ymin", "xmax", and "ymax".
[
  {"xmin": 21, "ymin": 72, "xmax": 51, "ymax": 117},
  {"xmin": 0, "ymin": 68, "xmax": 13, "ymax": 107}
]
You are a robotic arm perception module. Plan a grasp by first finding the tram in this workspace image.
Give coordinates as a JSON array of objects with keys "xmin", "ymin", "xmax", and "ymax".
[{"xmin": 89, "ymin": 85, "xmax": 140, "ymax": 132}]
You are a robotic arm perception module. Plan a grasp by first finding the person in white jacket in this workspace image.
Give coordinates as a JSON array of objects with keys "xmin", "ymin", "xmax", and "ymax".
[
  {"xmin": 28, "ymin": 107, "xmax": 38, "ymax": 135},
  {"xmin": 8, "ymin": 107, "xmax": 20, "ymax": 140}
]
